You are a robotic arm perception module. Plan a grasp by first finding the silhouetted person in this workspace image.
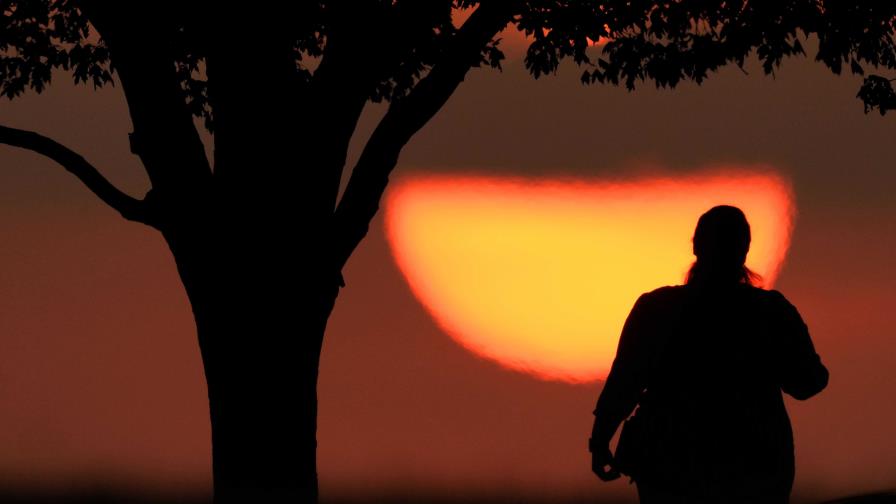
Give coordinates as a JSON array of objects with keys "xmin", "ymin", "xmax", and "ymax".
[{"xmin": 589, "ymin": 205, "xmax": 829, "ymax": 504}]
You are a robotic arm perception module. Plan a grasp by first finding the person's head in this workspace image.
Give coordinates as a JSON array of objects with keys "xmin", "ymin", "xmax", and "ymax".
[{"xmin": 686, "ymin": 205, "xmax": 761, "ymax": 286}]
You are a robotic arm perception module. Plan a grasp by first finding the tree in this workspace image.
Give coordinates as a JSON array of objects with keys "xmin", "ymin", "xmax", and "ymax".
[{"xmin": 1, "ymin": 1, "xmax": 894, "ymax": 502}]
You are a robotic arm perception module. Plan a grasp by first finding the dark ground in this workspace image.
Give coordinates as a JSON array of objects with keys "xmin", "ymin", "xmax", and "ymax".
[{"xmin": 0, "ymin": 489, "xmax": 893, "ymax": 504}]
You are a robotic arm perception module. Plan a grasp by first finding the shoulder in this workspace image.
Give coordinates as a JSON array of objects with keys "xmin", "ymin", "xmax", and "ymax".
[
  {"xmin": 761, "ymin": 288, "xmax": 804, "ymax": 317},
  {"xmin": 758, "ymin": 287, "xmax": 797, "ymax": 308},
  {"xmin": 650, "ymin": 284, "xmax": 686, "ymax": 295},
  {"xmin": 634, "ymin": 285, "xmax": 686, "ymax": 308},
  {"xmin": 739, "ymin": 287, "xmax": 805, "ymax": 325},
  {"xmin": 642, "ymin": 284, "xmax": 686, "ymax": 299}
]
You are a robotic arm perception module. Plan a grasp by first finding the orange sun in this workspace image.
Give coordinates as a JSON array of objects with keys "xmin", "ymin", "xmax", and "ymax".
[{"xmin": 384, "ymin": 167, "xmax": 795, "ymax": 383}]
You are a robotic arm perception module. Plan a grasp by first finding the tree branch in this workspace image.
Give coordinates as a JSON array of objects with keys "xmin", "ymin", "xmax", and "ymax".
[
  {"xmin": 0, "ymin": 124, "xmax": 152, "ymax": 224},
  {"xmin": 81, "ymin": 2, "xmax": 212, "ymax": 196},
  {"xmin": 301, "ymin": 7, "xmax": 383, "ymax": 215},
  {"xmin": 305, "ymin": 1, "xmax": 457, "ymax": 214},
  {"xmin": 331, "ymin": 1, "xmax": 518, "ymax": 276}
]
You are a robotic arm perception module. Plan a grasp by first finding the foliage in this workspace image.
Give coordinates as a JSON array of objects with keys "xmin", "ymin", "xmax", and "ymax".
[
  {"xmin": 2, "ymin": 0, "xmax": 896, "ymax": 124},
  {"xmin": 857, "ymin": 75, "xmax": 896, "ymax": 115},
  {"xmin": 0, "ymin": 0, "xmax": 111, "ymax": 98},
  {"xmin": 519, "ymin": 1, "xmax": 896, "ymax": 115}
]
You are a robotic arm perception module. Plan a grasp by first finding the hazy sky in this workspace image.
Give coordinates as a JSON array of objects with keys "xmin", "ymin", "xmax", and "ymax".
[{"xmin": 0, "ymin": 37, "xmax": 895, "ymax": 502}]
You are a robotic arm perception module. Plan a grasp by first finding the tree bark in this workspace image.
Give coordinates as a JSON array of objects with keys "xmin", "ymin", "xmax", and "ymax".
[
  {"xmin": 73, "ymin": 5, "xmax": 516, "ymax": 502},
  {"xmin": 165, "ymin": 214, "xmax": 340, "ymax": 504}
]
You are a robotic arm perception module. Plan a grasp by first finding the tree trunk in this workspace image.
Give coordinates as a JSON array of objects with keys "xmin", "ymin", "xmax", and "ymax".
[{"xmin": 164, "ymin": 216, "xmax": 340, "ymax": 503}]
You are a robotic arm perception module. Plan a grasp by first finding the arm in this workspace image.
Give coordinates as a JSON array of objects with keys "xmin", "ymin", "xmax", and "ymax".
[
  {"xmin": 770, "ymin": 291, "xmax": 829, "ymax": 400},
  {"xmin": 590, "ymin": 293, "xmax": 653, "ymax": 479}
]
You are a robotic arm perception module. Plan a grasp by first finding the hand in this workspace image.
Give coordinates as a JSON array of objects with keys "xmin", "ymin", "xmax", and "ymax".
[{"xmin": 591, "ymin": 445, "xmax": 621, "ymax": 482}]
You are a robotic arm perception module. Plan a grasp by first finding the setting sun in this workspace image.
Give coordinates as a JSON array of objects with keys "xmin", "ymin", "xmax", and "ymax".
[{"xmin": 384, "ymin": 168, "xmax": 795, "ymax": 383}]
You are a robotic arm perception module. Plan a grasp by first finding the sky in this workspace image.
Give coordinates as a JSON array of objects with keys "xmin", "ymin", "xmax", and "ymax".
[{"xmin": 0, "ymin": 31, "xmax": 895, "ymax": 503}]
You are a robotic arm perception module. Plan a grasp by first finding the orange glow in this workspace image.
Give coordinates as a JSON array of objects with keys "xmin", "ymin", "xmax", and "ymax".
[{"xmin": 384, "ymin": 168, "xmax": 795, "ymax": 383}]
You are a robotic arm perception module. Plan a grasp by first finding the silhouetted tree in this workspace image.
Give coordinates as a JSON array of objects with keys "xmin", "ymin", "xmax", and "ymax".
[{"xmin": 1, "ymin": 1, "xmax": 894, "ymax": 502}]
